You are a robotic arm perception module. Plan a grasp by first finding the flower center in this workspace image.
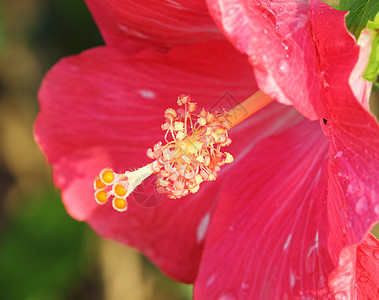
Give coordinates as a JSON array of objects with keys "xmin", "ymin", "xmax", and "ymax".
[{"xmin": 94, "ymin": 91, "xmax": 273, "ymax": 212}]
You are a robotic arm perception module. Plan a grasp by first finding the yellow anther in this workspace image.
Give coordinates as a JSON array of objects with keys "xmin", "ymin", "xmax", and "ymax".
[
  {"xmin": 195, "ymin": 174, "xmax": 203, "ymax": 185},
  {"xmin": 158, "ymin": 178, "xmax": 169, "ymax": 187},
  {"xmin": 177, "ymin": 94, "xmax": 190, "ymax": 106},
  {"xmin": 225, "ymin": 152, "xmax": 234, "ymax": 164},
  {"xmin": 189, "ymin": 185, "xmax": 200, "ymax": 194},
  {"xmin": 189, "ymin": 102, "xmax": 197, "ymax": 112},
  {"xmin": 196, "ymin": 156, "xmax": 205, "ymax": 163},
  {"xmin": 164, "ymin": 108, "xmax": 177, "ymax": 120},
  {"xmin": 198, "ymin": 117, "xmax": 206, "ymax": 126},
  {"xmin": 113, "ymin": 197, "xmax": 128, "ymax": 212},
  {"xmin": 176, "ymin": 131, "xmax": 186, "ymax": 140},
  {"xmin": 114, "ymin": 184, "xmax": 127, "ymax": 197},
  {"xmin": 94, "ymin": 177, "xmax": 106, "ymax": 190},
  {"xmin": 181, "ymin": 155, "xmax": 192, "ymax": 164},
  {"xmin": 95, "ymin": 190, "xmax": 108, "ymax": 204},
  {"xmin": 101, "ymin": 169, "xmax": 115, "ymax": 184},
  {"xmin": 174, "ymin": 122, "xmax": 184, "ymax": 131}
]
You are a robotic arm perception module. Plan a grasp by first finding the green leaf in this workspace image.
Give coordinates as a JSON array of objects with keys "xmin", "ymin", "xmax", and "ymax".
[
  {"xmin": 338, "ymin": 0, "xmax": 379, "ymax": 39},
  {"xmin": 363, "ymin": 13, "xmax": 379, "ymax": 89}
]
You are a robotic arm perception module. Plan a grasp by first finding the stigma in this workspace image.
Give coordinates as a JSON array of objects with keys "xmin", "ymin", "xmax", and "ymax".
[{"xmin": 94, "ymin": 94, "xmax": 234, "ymax": 211}]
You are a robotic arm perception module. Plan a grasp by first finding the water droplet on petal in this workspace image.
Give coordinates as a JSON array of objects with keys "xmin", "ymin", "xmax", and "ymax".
[
  {"xmin": 334, "ymin": 291, "xmax": 348, "ymax": 300},
  {"xmin": 278, "ymin": 59, "xmax": 289, "ymax": 74},
  {"xmin": 218, "ymin": 290, "xmax": 237, "ymax": 300},
  {"xmin": 355, "ymin": 197, "xmax": 368, "ymax": 216},
  {"xmin": 300, "ymin": 291, "xmax": 316, "ymax": 300},
  {"xmin": 241, "ymin": 282, "xmax": 249, "ymax": 290},
  {"xmin": 281, "ymin": 39, "xmax": 292, "ymax": 58},
  {"xmin": 263, "ymin": 28, "xmax": 268, "ymax": 34},
  {"xmin": 359, "ymin": 275, "xmax": 369, "ymax": 283},
  {"xmin": 206, "ymin": 275, "xmax": 216, "ymax": 287},
  {"xmin": 374, "ymin": 204, "xmax": 379, "ymax": 216},
  {"xmin": 228, "ymin": 225, "xmax": 235, "ymax": 232},
  {"xmin": 347, "ymin": 180, "xmax": 359, "ymax": 195},
  {"xmin": 227, "ymin": 7, "xmax": 236, "ymax": 16},
  {"xmin": 320, "ymin": 118, "xmax": 331, "ymax": 137},
  {"xmin": 282, "ymin": 40, "xmax": 289, "ymax": 51}
]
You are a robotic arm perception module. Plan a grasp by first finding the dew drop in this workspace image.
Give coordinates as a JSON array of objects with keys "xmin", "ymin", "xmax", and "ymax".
[
  {"xmin": 206, "ymin": 275, "xmax": 216, "ymax": 287},
  {"xmin": 277, "ymin": 59, "xmax": 289, "ymax": 74},
  {"xmin": 138, "ymin": 89, "xmax": 155, "ymax": 99},
  {"xmin": 255, "ymin": 4, "xmax": 277, "ymax": 28},
  {"xmin": 347, "ymin": 180, "xmax": 359, "ymax": 195},
  {"xmin": 218, "ymin": 289, "xmax": 237, "ymax": 300},
  {"xmin": 355, "ymin": 197, "xmax": 368, "ymax": 216},
  {"xmin": 300, "ymin": 291, "xmax": 316, "ymax": 300},
  {"xmin": 282, "ymin": 40, "xmax": 289, "ymax": 51},
  {"xmin": 241, "ymin": 282, "xmax": 249, "ymax": 290},
  {"xmin": 228, "ymin": 225, "xmax": 236, "ymax": 232},
  {"xmin": 374, "ymin": 204, "xmax": 379, "ymax": 216},
  {"xmin": 226, "ymin": 7, "xmax": 236, "ymax": 17},
  {"xmin": 320, "ymin": 118, "xmax": 331, "ymax": 137},
  {"xmin": 359, "ymin": 275, "xmax": 369, "ymax": 283},
  {"xmin": 334, "ymin": 291, "xmax": 348, "ymax": 300},
  {"xmin": 263, "ymin": 28, "xmax": 268, "ymax": 34}
]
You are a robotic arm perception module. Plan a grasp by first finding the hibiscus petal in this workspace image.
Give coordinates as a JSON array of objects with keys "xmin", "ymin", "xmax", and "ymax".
[
  {"xmin": 206, "ymin": 0, "xmax": 366, "ymax": 121},
  {"xmin": 309, "ymin": 2, "xmax": 379, "ymax": 262},
  {"xmin": 194, "ymin": 119, "xmax": 338, "ymax": 299},
  {"xmin": 324, "ymin": 101, "xmax": 379, "ymax": 265},
  {"xmin": 329, "ymin": 233, "xmax": 379, "ymax": 300},
  {"xmin": 35, "ymin": 40, "xmax": 257, "ymax": 219},
  {"xmin": 85, "ymin": 0, "xmax": 224, "ymax": 53},
  {"xmin": 36, "ymin": 41, "xmax": 305, "ymax": 282}
]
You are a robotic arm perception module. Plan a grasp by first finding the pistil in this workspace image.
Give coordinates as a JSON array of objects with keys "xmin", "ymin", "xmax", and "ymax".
[{"xmin": 94, "ymin": 91, "xmax": 273, "ymax": 211}]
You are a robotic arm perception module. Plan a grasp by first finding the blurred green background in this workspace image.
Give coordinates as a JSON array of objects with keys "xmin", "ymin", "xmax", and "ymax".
[
  {"xmin": 0, "ymin": 1, "xmax": 191, "ymax": 299},
  {"xmin": 0, "ymin": 1, "xmax": 378, "ymax": 300}
]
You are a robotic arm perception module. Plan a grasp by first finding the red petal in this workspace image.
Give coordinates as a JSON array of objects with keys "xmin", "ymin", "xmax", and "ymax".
[
  {"xmin": 36, "ymin": 41, "xmax": 301, "ymax": 282},
  {"xmin": 206, "ymin": 0, "xmax": 368, "ymax": 121},
  {"xmin": 35, "ymin": 41, "xmax": 257, "ymax": 219},
  {"xmin": 88, "ymin": 102, "xmax": 304, "ymax": 282},
  {"xmin": 329, "ymin": 233, "xmax": 379, "ymax": 299},
  {"xmin": 310, "ymin": 6, "xmax": 379, "ymax": 263},
  {"xmin": 195, "ymin": 119, "xmax": 336, "ymax": 299},
  {"xmin": 324, "ymin": 100, "xmax": 379, "ymax": 265},
  {"xmin": 85, "ymin": 0, "xmax": 223, "ymax": 53},
  {"xmin": 296, "ymin": 0, "xmax": 379, "ymax": 269}
]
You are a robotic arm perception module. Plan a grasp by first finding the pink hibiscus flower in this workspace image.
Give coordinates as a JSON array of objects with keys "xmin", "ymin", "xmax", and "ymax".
[{"xmin": 34, "ymin": 0, "xmax": 379, "ymax": 299}]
